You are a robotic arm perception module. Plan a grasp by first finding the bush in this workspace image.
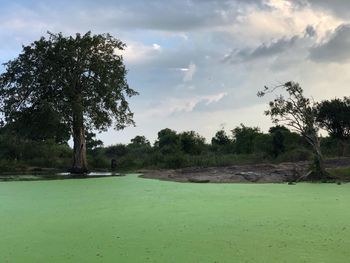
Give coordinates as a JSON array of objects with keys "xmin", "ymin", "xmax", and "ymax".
[
  {"xmin": 276, "ymin": 148, "xmax": 312, "ymax": 163},
  {"xmin": 162, "ymin": 153, "xmax": 186, "ymax": 169}
]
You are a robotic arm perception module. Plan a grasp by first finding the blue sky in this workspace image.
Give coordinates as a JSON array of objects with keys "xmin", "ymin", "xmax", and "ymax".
[{"xmin": 1, "ymin": 0, "xmax": 350, "ymax": 145}]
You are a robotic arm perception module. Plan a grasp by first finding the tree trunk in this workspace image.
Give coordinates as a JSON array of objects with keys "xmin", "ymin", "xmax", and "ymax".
[
  {"xmin": 69, "ymin": 94, "xmax": 88, "ymax": 175},
  {"xmin": 310, "ymin": 136, "xmax": 327, "ymax": 180},
  {"xmin": 70, "ymin": 125, "xmax": 88, "ymax": 174}
]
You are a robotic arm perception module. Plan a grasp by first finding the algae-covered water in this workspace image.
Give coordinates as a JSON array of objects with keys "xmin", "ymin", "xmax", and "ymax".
[{"xmin": 0, "ymin": 175, "xmax": 349, "ymax": 263}]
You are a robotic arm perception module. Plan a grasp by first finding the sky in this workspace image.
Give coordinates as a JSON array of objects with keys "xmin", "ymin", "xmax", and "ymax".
[{"xmin": 1, "ymin": 0, "xmax": 350, "ymax": 145}]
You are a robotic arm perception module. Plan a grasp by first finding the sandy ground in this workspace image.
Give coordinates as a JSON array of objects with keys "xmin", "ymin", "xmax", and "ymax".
[{"xmin": 139, "ymin": 158, "xmax": 350, "ymax": 183}]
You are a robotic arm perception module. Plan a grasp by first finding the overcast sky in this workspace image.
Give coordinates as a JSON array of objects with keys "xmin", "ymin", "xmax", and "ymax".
[{"xmin": 1, "ymin": 0, "xmax": 350, "ymax": 145}]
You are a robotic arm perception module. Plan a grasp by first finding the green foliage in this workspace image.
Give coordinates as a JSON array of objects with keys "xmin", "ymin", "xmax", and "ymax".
[
  {"xmin": 0, "ymin": 31, "xmax": 137, "ymax": 131},
  {"xmin": 253, "ymin": 133, "xmax": 273, "ymax": 157},
  {"xmin": 320, "ymin": 137, "xmax": 342, "ymax": 157},
  {"xmin": 211, "ymin": 130, "xmax": 234, "ymax": 153},
  {"xmin": 268, "ymin": 125, "xmax": 306, "ymax": 157},
  {"xmin": 86, "ymin": 132, "xmax": 103, "ymax": 151},
  {"xmin": 179, "ymin": 131, "xmax": 206, "ymax": 155},
  {"xmin": 317, "ymin": 97, "xmax": 350, "ymax": 140},
  {"xmin": 276, "ymin": 148, "xmax": 312, "ymax": 163},
  {"xmin": 317, "ymin": 97, "xmax": 350, "ymax": 156},
  {"xmin": 258, "ymin": 81, "xmax": 326, "ymax": 179},
  {"xmin": 0, "ymin": 31, "xmax": 137, "ymax": 172},
  {"xmin": 0, "ymin": 128, "xmax": 71, "ymax": 171},
  {"xmin": 104, "ymin": 144, "xmax": 128, "ymax": 158},
  {"xmin": 0, "ymin": 125, "xmax": 347, "ymax": 173},
  {"xmin": 8, "ymin": 101, "xmax": 70, "ymax": 143},
  {"xmin": 327, "ymin": 166, "xmax": 350, "ymax": 179},
  {"xmin": 232, "ymin": 124, "xmax": 261, "ymax": 154},
  {"xmin": 258, "ymin": 82, "xmax": 319, "ymax": 140},
  {"xmin": 269, "ymin": 126, "xmax": 287, "ymax": 156},
  {"xmin": 155, "ymin": 128, "xmax": 180, "ymax": 153},
  {"xmin": 212, "ymin": 130, "xmax": 231, "ymax": 146},
  {"xmin": 130, "ymin": 135, "xmax": 150, "ymax": 146}
]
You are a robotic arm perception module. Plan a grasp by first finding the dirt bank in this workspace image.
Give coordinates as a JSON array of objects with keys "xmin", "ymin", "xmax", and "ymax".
[{"xmin": 139, "ymin": 158, "xmax": 350, "ymax": 183}]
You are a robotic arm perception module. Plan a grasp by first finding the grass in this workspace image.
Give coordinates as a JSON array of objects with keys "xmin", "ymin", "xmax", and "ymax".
[{"xmin": 0, "ymin": 175, "xmax": 350, "ymax": 263}]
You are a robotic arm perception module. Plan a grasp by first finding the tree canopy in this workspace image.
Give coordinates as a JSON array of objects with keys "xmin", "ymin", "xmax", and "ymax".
[
  {"xmin": 317, "ymin": 97, "xmax": 350, "ymax": 156},
  {"xmin": 232, "ymin": 124, "xmax": 261, "ymax": 154},
  {"xmin": 0, "ymin": 31, "xmax": 138, "ymax": 173},
  {"xmin": 258, "ymin": 81, "xmax": 327, "ymax": 179}
]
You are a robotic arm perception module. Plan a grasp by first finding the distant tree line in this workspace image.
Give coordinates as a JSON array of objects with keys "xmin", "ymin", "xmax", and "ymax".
[{"xmin": 0, "ymin": 97, "xmax": 349, "ymax": 172}]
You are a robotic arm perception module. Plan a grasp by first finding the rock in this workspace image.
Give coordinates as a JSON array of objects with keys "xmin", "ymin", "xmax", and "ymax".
[
  {"xmin": 236, "ymin": 171, "xmax": 261, "ymax": 182},
  {"xmin": 188, "ymin": 178, "xmax": 210, "ymax": 183}
]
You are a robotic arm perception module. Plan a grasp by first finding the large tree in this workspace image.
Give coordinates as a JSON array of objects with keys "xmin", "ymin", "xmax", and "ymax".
[
  {"xmin": 0, "ymin": 32, "xmax": 138, "ymax": 174},
  {"xmin": 258, "ymin": 81, "xmax": 327, "ymax": 179},
  {"xmin": 317, "ymin": 97, "xmax": 350, "ymax": 156}
]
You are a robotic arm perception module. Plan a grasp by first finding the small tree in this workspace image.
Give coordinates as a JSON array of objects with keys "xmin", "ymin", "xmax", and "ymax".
[
  {"xmin": 155, "ymin": 128, "xmax": 180, "ymax": 154},
  {"xmin": 211, "ymin": 130, "xmax": 231, "ymax": 146},
  {"xmin": 0, "ymin": 32, "xmax": 138, "ymax": 174},
  {"xmin": 130, "ymin": 136, "xmax": 151, "ymax": 147},
  {"xmin": 317, "ymin": 97, "xmax": 350, "ymax": 156},
  {"xmin": 258, "ymin": 81, "xmax": 327, "ymax": 179},
  {"xmin": 268, "ymin": 126, "xmax": 288, "ymax": 157},
  {"xmin": 179, "ymin": 131, "xmax": 206, "ymax": 155},
  {"xmin": 232, "ymin": 124, "xmax": 261, "ymax": 154},
  {"xmin": 211, "ymin": 129, "xmax": 233, "ymax": 153}
]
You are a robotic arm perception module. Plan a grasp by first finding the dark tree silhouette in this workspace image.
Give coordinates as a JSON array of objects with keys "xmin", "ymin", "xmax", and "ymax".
[{"xmin": 317, "ymin": 97, "xmax": 350, "ymax": 156}]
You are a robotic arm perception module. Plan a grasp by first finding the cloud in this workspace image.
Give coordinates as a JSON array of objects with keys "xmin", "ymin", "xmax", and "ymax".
[
  {"xmin": 2, "ymin": 0, "xmax": 350, "ymax": 146},
  {"xmin": 223, "ymin": 36, "xmax": 299, "ymax": 63},
  {"xmin": 116, "ymin": 41, "xmax": 162, "ymax": 65},
  {"xmin": 94, "ymin": 0, "xmax": 266, "ymax": 31},
  {"xmin": 309, "ymin": 24, "xmax": 350, "ymax": 63},
  {"xmin": 223, "ymin": 25, "xmax": 317, "ymax": 63},
  {"xmin": 140, "ymin": 92, "xmax": 228, "ymax": 118},
  {"xmin": 152, "ymin": 43, "xmax": 161, "ymax": 50},
  {"xmin": 306, "ymin": 0, "xmax": 350, "ymax": 19},
  {"xmin": 0, "ymin": 0, "xmax": 270, "ymax": 42},
  {"xmin": 219, "ymin": 0, "xmax": 343, "ymax": 48},
  {"xmin": 183, "ymin": 62, "xmax": 197, "ymax": 82}
]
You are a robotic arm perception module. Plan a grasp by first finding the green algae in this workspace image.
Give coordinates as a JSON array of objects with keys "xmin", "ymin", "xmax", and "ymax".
[{"xmin": 0, "ymin": 175, "xmax": 349, "ymax": 263}]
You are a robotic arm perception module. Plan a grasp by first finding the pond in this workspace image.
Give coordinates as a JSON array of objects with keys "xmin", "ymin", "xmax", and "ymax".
[
  {"xmin": 0, "ymin": 174, "xmax": 349, "ymax": 263},
  {"xmin": 0, "ymin": 172, "xmax": 123, "ymax": 181}
]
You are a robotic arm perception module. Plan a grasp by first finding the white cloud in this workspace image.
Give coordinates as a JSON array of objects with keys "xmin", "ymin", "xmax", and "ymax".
[
  {"xmin": 102, "ymin": 102, "xmax": 272, "ymax": 145},
  {"xmin": 117, "ymin": 41, "xmax": 162, "ymax": 64},
  {"xmin": 140, "ymin": 92, "xmax": 228, "ymax": 118},
  {"xmin": 183, "ymin": 62, "xmax": 197, "ymax": 82},
  {"xmin": 219, "ymin": 0, "xmax": 344, "ymax": 47},
  {"xmin": 152, "ymin": 43, "xmax": 161, "ymax": 50}
]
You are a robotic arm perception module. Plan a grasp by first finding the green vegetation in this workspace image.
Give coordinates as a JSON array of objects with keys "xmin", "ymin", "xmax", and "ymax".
[
  {"xmin": 0, "ymin": 32, "xmax": 137, "ymax": 174},
  {"xmin": 0, "ymin": 122, "xmax": 349, "ymax": 173},
  {"xmin": 1, "ymin": 175, "xmax": 350, "ymax": 263},
  {"xmin": 328, "ymin": 167, "xmax": 350, "ymax": 179},
  {"xmin": 259, "ymin": 82, "xmax": 327, "ymax": 179},
  {"xmin": 317, "ymin": 97, "xmax": 350, "ymax": 156}
]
